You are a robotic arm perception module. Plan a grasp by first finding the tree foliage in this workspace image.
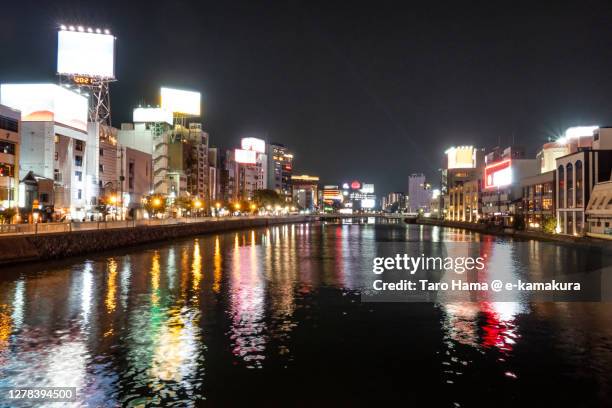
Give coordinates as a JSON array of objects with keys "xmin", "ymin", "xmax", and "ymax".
[{"xmin": 252, "ymin": 189, "xmax": 284, "ymax": 207}]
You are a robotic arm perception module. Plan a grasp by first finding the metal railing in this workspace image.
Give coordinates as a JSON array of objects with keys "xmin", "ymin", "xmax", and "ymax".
[{"xmin": 0, "ymin": 215, "xmax": 305, "ymax": 236}]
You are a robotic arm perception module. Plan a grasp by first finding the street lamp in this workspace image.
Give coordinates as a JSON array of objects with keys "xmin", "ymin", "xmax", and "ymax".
[{"xmin": 194, "ymin": 199, "xmax": 203, "ymax": 217}]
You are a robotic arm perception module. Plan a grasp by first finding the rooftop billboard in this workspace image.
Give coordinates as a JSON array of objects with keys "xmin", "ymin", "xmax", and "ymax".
[
  {"xmin": 241, "ymin": 137, "xmax": 266, "ymax": 153},
  {"xmin": 0, "ymin": 84, "xmax": 88, "ymax": 132},
  {"xmin": 235, "ymin": 149, "xmax": 257, "ymax": 164},
  {"xmin": 446, "ymin": 146, "xmax": 476, "ymax": 169},
  {"xmin": 57, "ymin": 29, "xmax": 115, "ymax": 78},
  {"xmin": 133, "ymin": 107, "xmax": 173, "ymax": 125},
  {"xmin": 160, "ymin": 87, "xmax": 201, "ymax": 116}
]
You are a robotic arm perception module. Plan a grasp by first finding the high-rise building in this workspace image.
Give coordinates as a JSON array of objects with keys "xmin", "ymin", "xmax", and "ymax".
[
  {"xmin": 167, "ymin": 123, "xmax": 209, "ymax": 200},
  {"xmin": 236, "ymin": 137, "xmax": 267, "ymax": 199},
  {"xmin": 382, "ymin": 192, "xmax": 404, "ymax": 212},
  {"xmin": 267, "ymin": 142, "xmax": 293, "ymax": 202},
  {"xmin": 408, "ymin": 173, "xmax": 432, "ymax": 213}
]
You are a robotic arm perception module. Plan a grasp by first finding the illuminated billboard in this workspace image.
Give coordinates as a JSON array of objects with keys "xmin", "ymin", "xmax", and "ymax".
[
  {"xmin": 361, "ymin": 198, "xmax": 376, "ymax": 209},
  {"xmin": 445, "ymin": 146, "xmax": 476, "ymax": 169},
  {"xmin": 565, "ymin": 126, "xmax": 598, "ymax": 139},
  {"xmin": 133, "ymin": 107, "xmax": 173, "ymax": 125},
  {"xmin": 160, "ymin": 87, "xmax": 201, "ymax": 115},
  {"xmin": 0, "ymin": 84, "xmax": 88, "ymax": 131},
  {"xmin": 484, "ymin": 160, "xmax": 512, "ymax": 189},
  {"xmin": 241, "ymin": 137, "xmax": 266, "ymax": 153},
  {"xmin": 323, "ymin": 188, "xmax": 342, "ymax": 201},
  {"xmin": 235, "ymin": 149, "xmax": 257, "ymax": 164},
  {"xmin": 57, "ymin": 29, "xmax": 115, "ymax": 78},
  {"xmin": 361, "ymin": 183, "xmax": 374, "ymax": 194}
]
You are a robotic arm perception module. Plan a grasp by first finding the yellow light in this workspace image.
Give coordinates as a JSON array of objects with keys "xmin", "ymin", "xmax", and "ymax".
[
  {"xmin": 109, "ymin": 195, "xmax": 117, "ymax": 204},
  {"xmin": 235, "ymin": 203, "xmax": 241, "ymax": 210},
  {"xmin": 194, "ymin": 200, "xmax": 202, "ymax": 208},
  {"xmin": 215, "ymin": 202, "xmax": 221, "ymax": 209},
  {"xmin": 250, "ymin": 204, "xmax": 256, "ymax": 210},
  {"xmin": 153, "ymin": 198, "xmax": 162, "ymax": 207}
]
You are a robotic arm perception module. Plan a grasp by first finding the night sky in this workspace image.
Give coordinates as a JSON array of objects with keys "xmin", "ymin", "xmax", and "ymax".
[{"xmin": 2, "ymin": 0, "xmax": 612, "ymax": 195}]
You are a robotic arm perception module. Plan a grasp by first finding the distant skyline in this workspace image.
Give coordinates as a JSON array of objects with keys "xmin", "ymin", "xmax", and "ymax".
[{"xmin": 2, "ymin": 0, "xmax": 612, "ymax": 194}]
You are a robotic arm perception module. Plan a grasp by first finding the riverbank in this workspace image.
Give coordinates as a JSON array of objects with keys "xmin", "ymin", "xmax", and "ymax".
[
  {"xmin": 0, "ymin": 215, "xmax": 315, "ymax": 265},
  {"xmin": 416, "ymin": 217, "xmax": 612, "ymax": 249}
]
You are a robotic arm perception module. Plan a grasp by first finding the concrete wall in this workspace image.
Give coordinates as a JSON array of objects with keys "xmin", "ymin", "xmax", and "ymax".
[{"xmin": 0, "ymin": 216, "xmax": 314, "ymax": 265}]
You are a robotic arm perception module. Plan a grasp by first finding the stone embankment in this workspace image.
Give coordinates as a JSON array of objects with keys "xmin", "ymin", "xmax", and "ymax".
[
  {"xmin": 0, "ymin": 216, "xmax": 315, "ymax": 265},
  {"xmin": 416, "ymin": 217, "xmax": 612, "ymax": 249}
]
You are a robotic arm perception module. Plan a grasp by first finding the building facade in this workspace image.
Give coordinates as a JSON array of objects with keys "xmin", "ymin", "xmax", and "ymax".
[
  {"xmin": 267, "ymin": 142, "xmax": 293, "ymax": 202},
  {"xmin": 0, "ymin": 104, "xmax": 20, "ymax": 211},
  {"xmin": 291, "ymin": 175, "xmax": 319, "ymax": 211},
  {"xmin": 555, "ymin": 149, "xmax": 612, "ymax": 235},
  {"xmin": 520, "ymin": 171, "xmax": 555, "ymax": 231},
  {"xmin": 585, "ymin": 180, "xmax": 612, "ymax": 239},
  {"xmin": 408, "ymin": 173, "xmax": 432, "ymax": 213}
]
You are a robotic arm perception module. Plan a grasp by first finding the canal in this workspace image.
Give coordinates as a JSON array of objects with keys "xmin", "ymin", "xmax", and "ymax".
[{"xmin": 0, "ymin": 222, "xmax": 610, "ymax": 406}]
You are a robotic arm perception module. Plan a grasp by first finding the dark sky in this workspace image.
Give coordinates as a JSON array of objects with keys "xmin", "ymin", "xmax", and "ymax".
[{"xmin": 2, "ymin": 1, "xmax": 612, "ymax": 195}]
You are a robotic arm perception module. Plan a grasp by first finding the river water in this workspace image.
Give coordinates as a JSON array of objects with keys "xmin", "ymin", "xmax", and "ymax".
[{"xmin": 0, "ymin": 222, "xmax": 610, "ymax": 406}]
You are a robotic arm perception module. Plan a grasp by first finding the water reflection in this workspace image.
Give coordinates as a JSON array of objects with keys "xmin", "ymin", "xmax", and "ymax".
[{"xmin": 0, "ymin": 223, "xmax": 609, "ymax": 405}]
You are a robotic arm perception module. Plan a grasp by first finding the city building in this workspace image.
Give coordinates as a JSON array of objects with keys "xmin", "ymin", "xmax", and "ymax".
[
  {"xmin": 341, "ymin": 181, "xmax": 376, "ymax": 212},
  {"xmin": 167, "ymin": 123, "xmax": 209, "ymax": 200},
  {"xmin": 555, "ymin": 128, "xmax": 612, "ymax": 235},
  {"xmin": 408, "ymin": 173, "xmax": 432, "ymax": 213},
  {"xmin": 117, "ymin": 145, "xmax": 152, "ymax": 218},
  {"xmin": 88, "ymin": 122, "xmax": 118, "ymax": 207},
  {"xmin": 481, "ymin": 146, "xmax": 539, "ymax": 226},
  {"xmin": 585, "ymin": 180, "xmax": 612, "ymax": 239},
  {"xmin": 520, "ymin": 171, "xmax": 555, "ymax": 231},
  {"xmin": 219, "ymin": 149, "xmax": 239, "ymax": 202},
  {"xmin": 441, "ymin": 146, "xmax": 485, "ymax": 218},
  {"xmin": 1, "ymin": 83, "xmax": 90, "ymax": 220},
  {"xmin": 291, "ymin": 174, "xmax": 319, "ymax": 211},
  {"xmin": 537, "ymin": 142, "xmax": 570, "ymax": 173},
  {"xmin": 235, "ymin": 137, "xmax": 267, "ymax": 200},
  {"xmin": 267, "ymin": 142, "xmax": 293, "ymax": 202},
  {"xmin": 0, "ymin": 104, "xmax": 20, "ymax": 212},
  {"xmin": 322, "ymin": 185, "xmax": 343, "ymax": 212},
  {"xmin": 208, "ymin": 147, "xmax": 219, "ymax": 203},
  {"xmin": 382, "ymin": 192, "xmax": 404, "ymax": 212},
  {"xmin": 448, "ymin": 178, "xmax": 481, "ymax": 222},
  {"xmin": 429, "ymin": 189, "xmax": 442, "ymax": 218}
]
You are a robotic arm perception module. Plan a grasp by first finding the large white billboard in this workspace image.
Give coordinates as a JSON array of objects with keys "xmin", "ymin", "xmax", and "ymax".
[
  {"xmin": 0, "ymin": 84, "xmax": 88, "ymax": 132},
  {"xmin": 241, "ymin": 137, "xmax": 266, "ymax": 153},
  {"xmin": 161, "ymin": 87, "xmax": 201, "ymax": 115},
  {"xmin": 57, "ymin": 30, "xmax": 115, "ymax": 78},
  {"xmin": 133, "ymin": 107, "xmax": 173, "ymax": 125},
  {"xmin": 235, "ymin": 149, "xmax": 257, "ymax": 164}
]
